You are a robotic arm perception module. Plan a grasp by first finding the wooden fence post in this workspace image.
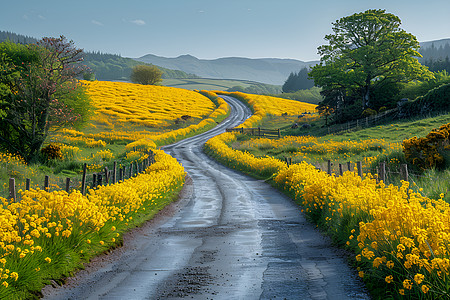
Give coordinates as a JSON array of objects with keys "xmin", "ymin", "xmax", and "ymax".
[
  {"xmin": 379, "ymin": 162, "xmax": 386, "ymax": 183},
  {"xmin": 130, "ymin": 163, "xmax": 133, "ymax": 178},
  {"xmin": 9, "ymin": 178, "xmax": 16, "ymax": 202},
  {"xmin": 400, "ymin": 164, "xmax": 409, "ymax": 182},
  {"xmin": 26, "ymin": 178, "xmax": 30, "ymax": 191},
  {"xmin": 93, "ymin": 173, "xmax": 97, "ymax": 188},
  {"xmin": 44, "ymin": 175, "xmax": 49, "ymax": 191},
  {"xmin": 277, "ymin": 129, "xmax": 281, "ymax": 138},
  {"xmin": 327, "ymin": 160, "xmax": 332, "ymax": 175},
  {"xmin": 113, "ymin": 161, "xmax": 117, "ymax": 184},
  {"xmin": 97, "ymin": 173, "xmax": 103, "ymax": 186},
  {"xmin": 258, "ymin": 127, "xmax": 261, "ymax": 137},
  {"xmin": 347, "ymin": 161, "xmax": 352, "ymax": 171},
  {"xmin": 357, "ymin": 161, "xmax": 363, "ymax": 178},
  {"xmin": 339, "ymin": 163, "xmax": 343, "ymax": 176},
  {"xmin": 81, "ymin": 163, "xmax": 87, "ymax": 195},
  {"xmin": 65, "ymin": 178, "xmax": 70, "ymax": 193},
  {"xmin": 104, "ymin": 167, "xmax": 109, "ymax": 185}
]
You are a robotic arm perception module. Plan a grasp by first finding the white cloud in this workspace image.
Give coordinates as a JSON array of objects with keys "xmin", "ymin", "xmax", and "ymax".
[
  {"xmin": 131, "ymin": 19, "xmax": 146, "ymax": 26},
  {"xmin": 38, "ymin": 14, "xmax": 46, "ymax": 20},
  {"xmin": 92, "ymin": 20, "xmax": 104, "ymax": 26}
]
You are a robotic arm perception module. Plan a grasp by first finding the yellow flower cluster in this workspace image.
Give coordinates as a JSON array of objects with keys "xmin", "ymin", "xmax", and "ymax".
[
  {"xmin": 205, "ymin": 132, "xmax": 287, "ymax": 178},
  {"xmin": 216, "ymin": 91, "xmax": 316, "ymax": 128},
  {"xmin": 0, "ymin": 150, "xmax": 185, "ymax": 297},
  {"xmin": 274, "ymin": 164, "xmax": 449, "ymax": 297},
  {"xmin": 83, "ymin": 81, "xmax": 216, "ymax": 128}
]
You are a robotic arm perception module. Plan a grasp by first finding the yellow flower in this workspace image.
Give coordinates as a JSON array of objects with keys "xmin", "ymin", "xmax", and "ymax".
[
  {"xmin": 45, "ymin": 257, "xmax": 51, "ymax": 263},
  {"xmin": 10, "ymin": 272, "xmax": 18, "ymax": 281},
  {"xmin": 2, "ymin": 281, "xmax": 8, "ymax": 288},
  {"xmin": 403, "ymin": 279, "xmax": 412, "ymax": 290},
  {"xmin": 399, "ymin": 289, "xmax": 405, "ymax": 295},
  {"xmin": 414, "ymin": 273, "xmax": 425, "ymax": 285},
  {"xmin": 421, "ymin": 284, "xmax": 429, "ymax": 294},
  {"xmin": 358, "ymin": 271, "xmax": 364, "ymax": 278},
  {"xmin": 385, "ymin": 275, "xmax": 394, "ymax": 283}
]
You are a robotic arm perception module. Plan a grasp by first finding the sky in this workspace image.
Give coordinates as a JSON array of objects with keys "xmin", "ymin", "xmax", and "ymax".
[{"xmin": 1, "ymin": 0, "xmax": 449, "ymax": 62}]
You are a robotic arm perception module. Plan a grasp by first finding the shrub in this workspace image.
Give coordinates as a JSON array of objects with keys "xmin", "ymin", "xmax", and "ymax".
[
  {"xmin": 40, "ymin": 144, "xmax": 63, "ymax": 160},
  {"xmin": 402, "ymin": 123, "xmax": 450, "ymax": 170}
]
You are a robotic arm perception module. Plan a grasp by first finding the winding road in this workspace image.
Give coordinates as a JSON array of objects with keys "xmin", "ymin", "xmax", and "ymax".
[{"xmin": 42, "ymin": 96, "xmax": 369, "ymax": 299}]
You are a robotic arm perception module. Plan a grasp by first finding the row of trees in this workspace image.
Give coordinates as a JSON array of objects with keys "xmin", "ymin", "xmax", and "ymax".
[
  {"xmin": 282, "ymin": 68, "xmax": 314, "ymax": 93},
  {"xmin": 307, "ymin": 9, "xmax": 435, "ymax": 124},
  {"xmin": 0, "ymin": 36, "xmax": 92, "ymax": 163},
  {"xmin": 422, "ymin": 57, "xmax": 450, "ymax": 73}
]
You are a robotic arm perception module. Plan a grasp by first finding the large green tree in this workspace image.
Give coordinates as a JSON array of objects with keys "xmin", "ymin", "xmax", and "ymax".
[
  {"xmin": 309, "ymin": 9, "xmax": 433, "ymax": 121},
  {"xmin": 0, "ymin": 36, "xmax": 91, "ymax": 162}
]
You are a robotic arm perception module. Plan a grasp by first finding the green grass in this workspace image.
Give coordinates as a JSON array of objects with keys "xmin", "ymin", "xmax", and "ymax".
[{"xmin": 162, "ymin": 78, "xmax": 277, "ymax": 92}]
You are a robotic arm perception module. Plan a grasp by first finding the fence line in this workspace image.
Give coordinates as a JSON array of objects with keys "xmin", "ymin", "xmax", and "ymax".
[
  {"xmin": 8, "ymin": 150, "xmax": 155, "ymax": 202},
  {"xmin": 226, "ymin": 127, "xmax": 281, "ymax": 138},
  {"xmin": 326, "ymin": 108, "xmax": 398, "ymax": 135}
]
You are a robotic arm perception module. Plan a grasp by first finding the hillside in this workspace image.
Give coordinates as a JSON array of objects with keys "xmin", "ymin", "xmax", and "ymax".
[
  {"xmin": 83, "ymin": 51, "xmax": 199, "ymax": 81},
  {"xmin": 134, "ymin": 54, "xmax": 319, "ymax": 85}
]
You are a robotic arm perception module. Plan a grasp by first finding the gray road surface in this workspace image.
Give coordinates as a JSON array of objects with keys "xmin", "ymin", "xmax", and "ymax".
[{"xmin": 42, "ymin": 96, "xmax": 370, "ymax": 300}]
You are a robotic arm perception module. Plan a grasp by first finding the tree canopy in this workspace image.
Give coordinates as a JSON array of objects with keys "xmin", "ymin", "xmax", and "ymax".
[
  {"xmin": 130, "ymin": 65, "xmax": 163, "ymax": 85},
  {"xmin": 309, "ymin": 9, "xmax": 433, "ymax": 122},
  {"xmin": 282, "ymin": 68, "xmax": 314, "ymax": 93},
  {"xmin": 0, "ymin": 37, "xmax": 92, "ymax": 162}
]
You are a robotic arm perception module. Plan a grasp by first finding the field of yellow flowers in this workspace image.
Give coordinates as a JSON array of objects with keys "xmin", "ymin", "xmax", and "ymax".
[
  {"xmin": 216, "ymin": 91, "xmax": 317, "ymax": 128},
  {"xmin": 84, "ymin": 80, "xmax": 217, "ymax": 128}
]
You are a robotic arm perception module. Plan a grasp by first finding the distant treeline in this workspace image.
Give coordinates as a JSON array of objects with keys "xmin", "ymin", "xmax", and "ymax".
[
  {"xmin": 419, "ymin": 42, "xmax": 450, "ymax": 73},
  {"xmin": 282, "ymin": 67, "xmax": 314, "ymax": 93},
  {"xmin": 0, "ymin": 31, "xmax": 37, "ymax": 44}
]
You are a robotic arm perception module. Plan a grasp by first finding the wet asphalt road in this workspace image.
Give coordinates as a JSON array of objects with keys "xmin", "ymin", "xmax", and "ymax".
[{"xmin": 42, "ymin": 96, "xmax": 370, "ymax": 300}]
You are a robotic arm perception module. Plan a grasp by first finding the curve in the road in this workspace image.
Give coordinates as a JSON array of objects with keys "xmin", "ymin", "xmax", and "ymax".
[{"xmin": 42, "ymin": 96, "xmax": 369, "ymax": 300}]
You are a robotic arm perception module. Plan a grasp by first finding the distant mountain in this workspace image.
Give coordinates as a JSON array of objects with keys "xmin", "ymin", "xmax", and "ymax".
[
  {"xmin": 133, "ymin": 54, "xmax": 319, "ymax": 85},
  {"xmin": 420, "ymin": 38, "xmax": 450, "ymax": 49}
]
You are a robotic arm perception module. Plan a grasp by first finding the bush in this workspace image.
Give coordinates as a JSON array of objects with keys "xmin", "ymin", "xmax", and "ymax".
[
  {"xmin": 40, "ymin": 144, "xmax": 63, "ymax": 160},
  {"xmin": 402, "ymin": 122, "xmax": 450, "ymax": 170}
]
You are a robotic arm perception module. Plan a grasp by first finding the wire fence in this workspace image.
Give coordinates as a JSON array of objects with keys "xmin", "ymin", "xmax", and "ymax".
[
  {"xmin": 7, "ymin": 151, "xmax": 155, "ymax": 202},
  {"xmin": 325, "ymin": 108, "xmax": 399, "ymax": 135}
]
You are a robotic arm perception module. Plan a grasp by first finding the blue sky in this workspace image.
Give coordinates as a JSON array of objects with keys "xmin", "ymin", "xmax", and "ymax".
[{"xmin": 1, "ymin": 0, "xmax": 449, "ymax": 61}]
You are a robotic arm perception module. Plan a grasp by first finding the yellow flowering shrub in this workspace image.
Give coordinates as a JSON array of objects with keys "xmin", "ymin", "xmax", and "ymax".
[{"xmin": 402, "ymin": 123, "xmax": 450, "ymax": 170}]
